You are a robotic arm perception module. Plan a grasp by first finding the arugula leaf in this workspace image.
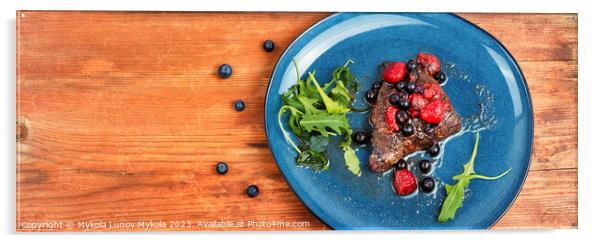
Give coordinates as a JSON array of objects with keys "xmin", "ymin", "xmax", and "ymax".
[
  {"xmin": 333, "ymin": 60, "xmax": 358, "ymax": 95},
  {"xmin": 331, "ymin": 80, "xmax": 352, "ymax": 106},
  {"xmin": 438, "ymin": 178, "xmax": 470, "ymax": 223},
  {"xmin": 437, "ymin": 132, "xmax": 512, "ymax": 223},
  {"xmin": 278, "ymin": 105, "xmax": 303, "ymax": 154},
  {"xmin": 308, "ymin": 135, "xmax": 329, "ymax": 153},
  {"xmin": 342, "ymin": 144, "xmax": 361, "ymax": 176},
  {"xmin": 296, "ymin": 149, "xmax": 329, "ymax": 171},
  {"xmin": 337, "ymin": 126, "xmax": 361, "ymax": 176},
  {"xmin": 277, "ymin": 59, "xmax": 361, "ymax": 175},
  {"xmin": 308, "ymin": 72, "xmax": 350, "ymax": 115},
  {"xmin": 281, "ymin": 90, "xmax": 304, "ymax": 112},
  {"xmin": 299, "ymin": 112, "xmax": 350, "ymax": 137},
  {"xmin": 287, "ymin": 109, "xmax": 302, "ymax": 137},
  {"xmin": 297, "ymin": 96, "xmax": 321, "ymax": 115}
]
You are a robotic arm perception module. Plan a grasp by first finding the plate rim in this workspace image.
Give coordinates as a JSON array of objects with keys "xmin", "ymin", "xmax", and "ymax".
[{"xmin": 263, "ymin": 12, "xmax": 534, "ymax": 230}]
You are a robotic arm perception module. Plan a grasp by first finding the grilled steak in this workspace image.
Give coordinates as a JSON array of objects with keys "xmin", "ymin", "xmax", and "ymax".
[{"xmin": 368, "ymin": 61, "xmax": 461, "ymax": 172}]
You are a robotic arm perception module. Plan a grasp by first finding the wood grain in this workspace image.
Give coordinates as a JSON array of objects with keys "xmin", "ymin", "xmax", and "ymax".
[{"xmin": 16, "ymin": 12, "xmax": 577, "ymax": 231}]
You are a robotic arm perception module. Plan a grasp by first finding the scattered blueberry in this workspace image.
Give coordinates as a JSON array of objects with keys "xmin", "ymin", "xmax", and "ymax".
[
  {"xmin": 395, "ymin": 159, "xmax": 408, "ymax": 170},
  {"xmin": 406, "ymin": 60, "xmax": 417, "ymax": 72},
  {"xmin": 216, "ymin": 162, "xmax": 229, "ymax": 175},
  {"xmin": 420, "ymin": 177, "xmax": 436, "ymax": 193},
  {"xmin": 428, "ymin": 143, "xmax": 441, "ymax": 157},
  {"xmin": 418, "ymin": 159, "xmax": 432, "ymax": 174},
  {"xmin": 405, "ymin": 82, "xmax": 416, "ymax": 93},
  {"xmin": 246, "ymin": 185, "xmax": 260, "ymax": 198},
  {"xmin": 365, "ymin": 89, "xmax": 378, "ymax": 104},
  {"xmin": 435, "ymin": 71, "xmax": 447, "ymax": 84},
  {"xmin": 396, "ymin": 110, "xmax": 409, "ymax": 124},
  {"xmin": 395, "ymin": 81, "xmax": 407, "ymax": 92},
  {"xmin": 234, "ymin": 100, "xmax": 245, "ymax": 111},
  {"xmin": 352, "ymin": 130, "xmax": 371, "ymax": 145},
  {"xmin": 401, "ymin": 123, "xmax": 414, "ymax": 136},
  {"xmin": 218, "ymin": 64, "xmax": 233, "ymax": 79},
  {"xmin": 263, "ymin": 40, "xmax": 275, "ymax": 52}
]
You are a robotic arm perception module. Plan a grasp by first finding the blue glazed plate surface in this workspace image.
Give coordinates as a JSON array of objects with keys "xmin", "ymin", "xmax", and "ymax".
[{"xmin": 264, "ymin": 13, "xmax": 533, "ymax": 229}]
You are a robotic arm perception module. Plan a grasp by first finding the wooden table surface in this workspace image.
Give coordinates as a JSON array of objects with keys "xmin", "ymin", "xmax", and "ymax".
[{"xmin": 16, "ymin": 12, "xmax": 577, "ymax": 231}]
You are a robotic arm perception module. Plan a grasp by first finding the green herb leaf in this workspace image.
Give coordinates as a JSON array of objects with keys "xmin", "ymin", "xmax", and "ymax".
[
  {"xmin": 281, "ymin": 90, "xmax": 303, "ymax": 112},
  {"xmin": 277, "ymin": 59, "xmax": 360, "ymax": 175},
  {"xmin": 297, "ymin": 96, "xmax": 321, "ymax": 115},
  {"xmin": 308, "ymin": 135, "xmax": 329, "ymax": 153},
  {"xmin": 437, "ymin": 132, "xmax": 512, "ymax": 223},
  {"xmin": 342, "ymin": 145, "xmax": 361, "ymax": 176},
  {"xmin": 333, "ymin": 60, "xmax": 358, "ymax": 95},
  {"xmin": 299, "ymin": 112, "xmax": 350, "ymax": 137},
  {"xmin": 331, "ymin": 80, "xmax": 352, "ymax": 106},
  {"xmin": 438, "ymin": 177, "xmax": 470, "ymax": 223},
  {"xmin": 296, "ymin": 149, "xmax": 329, "ymax": 171},
  {"xmin": 278, "ymin": 105, "xmax": 303, "ymax": 154},
  {"xmin": 467, "ymin": 169, "xmax": 512, "ymax": 180},
  {"xmin": 308, "ymin": 72, "xmax": 350, "ymax": 115}
]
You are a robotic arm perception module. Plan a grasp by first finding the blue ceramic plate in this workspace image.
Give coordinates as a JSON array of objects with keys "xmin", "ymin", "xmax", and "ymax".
[{"xmin": 264, "ymin": 13, "xmax": 533, "ymax": 229}]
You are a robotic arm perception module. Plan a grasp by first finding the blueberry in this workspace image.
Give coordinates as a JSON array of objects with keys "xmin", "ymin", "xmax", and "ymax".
[
  {"xmin": 352, "ymin": 131, "xmax": 371, "ymax": 145},
  {"xmin": 418, "ymin": 159, "xmax": 432, "ymax": 174},
  {"xmin": 401, "ymin": 123, "xmax": 414, "ymax": 136},
  {"xmin": 246, "ymin": 185, "xmax": 260, "ymax": 198},
  {"xmin": 420, "ymin": 177, "xmax": 436, "ymax": 193},
  {"xmin": 388, "ymin": 93, "xmax": 401, "ymax": 106},
  {"xmin": 414, "ymin": 85, "xmax": 425, "ymax": 94},
  {"xmin": 218, "ymin": 64, "xmax": 233, "ymax": 79},
  {"xmin": 263, "ymin": 40, "xmax": 275, "ymax": 52},
  {"xmin": 395, "ymin": 81, "xmax": 407, "ymax": 92},
  {"xmin": 398, "ymin": 96, "xmax": 410, "ymax": 110},
  {"xmin": 405, "ymin": 82, "xmax": 416, "ymax": 93},
  {"xmin": 396, "ymin": 110, "xmax": 409, "ymax": 124},
  {"xmin": 365, "ymin": 89, "xmax": 378, "ymax": 104},
  {"xmin": 395, "ymin": 159, "xmax": 408, "ymax": 170},
  {"xmin": 428, "ymin": 143, "xmax": 441, "ymax": 157},
  {"xmin": 406, "ymin": 60, "xmax": 417, "ymax": 72},
  {"xmin": 423, "ymin": 123, "xmax": 436, "ymax": 134},
  {"xmin": 372, "ymin": 81, "xmax": 383, "ymax": 90},
  {"xmin": 435, "ymin": 71, "xmax": 447, "ymax": 84},
  {"xmin": 216, "ymin": 162, "xmax": 229, "ymax": 175},
  {"xmin": 398, "ymin": 92, "xmax": 408, "ymax": 100},
  {"xmin": 234, "ymin": 100, "xmax": 245, "ymax": 111}
]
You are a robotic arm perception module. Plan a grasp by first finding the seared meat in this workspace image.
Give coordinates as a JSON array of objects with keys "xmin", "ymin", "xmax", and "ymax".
[{"xmin": 368, "ymin": 66, "xmax": 461, "ymax": 172}]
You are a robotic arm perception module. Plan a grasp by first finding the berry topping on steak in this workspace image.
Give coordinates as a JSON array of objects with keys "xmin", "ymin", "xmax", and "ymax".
[{"xmin": 368, "ymin": 53, "xmax": 461, "ymax": 172}]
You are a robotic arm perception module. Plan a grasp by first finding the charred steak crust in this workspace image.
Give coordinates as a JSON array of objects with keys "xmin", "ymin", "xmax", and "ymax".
[{"xmin": 369, "ymin": 68, "xmax": 461, "ymax": 172}]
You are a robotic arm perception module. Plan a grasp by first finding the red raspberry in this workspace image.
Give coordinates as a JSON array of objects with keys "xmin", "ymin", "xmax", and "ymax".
[
  {"xmin": 407, "ymin": 71, "xmax": 419, "ymax": 82},
  {"xmin": 420, "ymin": 99, "xmax": 446, "ymax": 124},
  {"xmin": 423, "ymin": 83, "xmax": 443, "ymax": 100},
  {"xmin": 417, "ymin": 53, "xmax": 441, "ymax": 76},
  {"xmin": 393, "ymin": 169, "xmax": 417, "ymax": 196},
  {"xmin": 408, "ymin": 108, "xmax": 420, "ymax": 118},
  {"xmin": 385, "ymin": 106, "xmax": 400, "ymax": 132},
  {"xmin": 381, "ymin": 62, "xmax": 407, "ymax": 84},
  {"xmin": 409, "ymin": 93, "xmax": 429, "ymax": 111}
]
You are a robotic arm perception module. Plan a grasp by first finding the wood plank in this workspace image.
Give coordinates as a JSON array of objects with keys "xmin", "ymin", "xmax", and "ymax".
[
  {"xmin": 493, "ymin": 169, "xmax": 578, "ymax": 229},
  {"xmin": 458, "ymin": 13, "xmax": 578, "ymax": 62},
  {"xmin": 17, "ymin": 12, "xmax": 577, "ymax": 231},
  {"xmin": 17, "ymin": 11, "xmax": 330, "ymax": 232},
  {"xmin": 522, "ymin": 61, "xmax": 578, "ymax": 171}
]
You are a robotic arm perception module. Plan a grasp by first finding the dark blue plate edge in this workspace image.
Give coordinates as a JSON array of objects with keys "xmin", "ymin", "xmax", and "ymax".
[
  {"xmin": 263, "ymin": 12, "xmax": 340, "ymax": 230},
  {"xmin": 262, "ymin": 12, "xmax": 534, "ymax": 230},
  {"xmin": 448, "ymin": 13, "xmax": 534, "ymax": 229}
]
